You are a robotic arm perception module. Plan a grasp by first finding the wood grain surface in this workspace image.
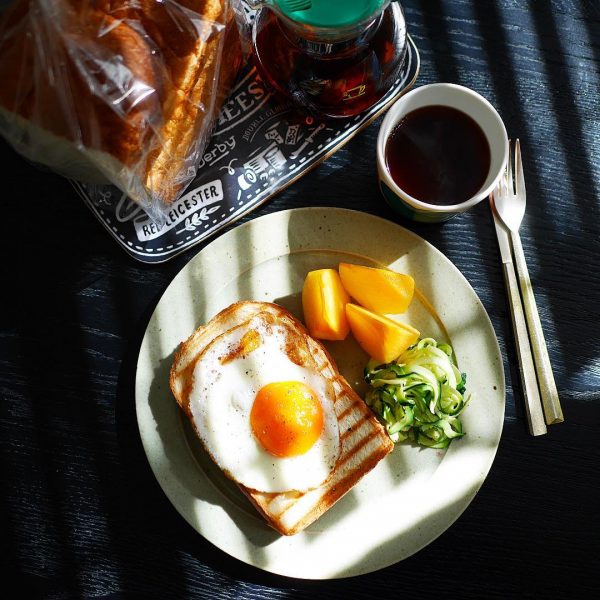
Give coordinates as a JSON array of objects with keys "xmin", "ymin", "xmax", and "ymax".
[{"xmin": 1, "ymin": 1, "xmax": 598, "ymax": 598}]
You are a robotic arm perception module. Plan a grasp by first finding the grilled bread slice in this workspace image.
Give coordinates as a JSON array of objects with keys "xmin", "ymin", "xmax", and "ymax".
[{"xmin": 170, "ymin": 301, "xmax": 394, "ymax": 536}]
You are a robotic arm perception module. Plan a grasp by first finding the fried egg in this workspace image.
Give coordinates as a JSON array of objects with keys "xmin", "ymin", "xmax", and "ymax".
[{"xmin": 188, "ymin": 313, "xmax": 341, "ymax": 493}]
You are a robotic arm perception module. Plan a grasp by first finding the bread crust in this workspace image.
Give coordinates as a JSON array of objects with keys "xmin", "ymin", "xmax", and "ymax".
[{"xmin": 170, "ymin": 301, "xmax": 394, "ymax": 535}]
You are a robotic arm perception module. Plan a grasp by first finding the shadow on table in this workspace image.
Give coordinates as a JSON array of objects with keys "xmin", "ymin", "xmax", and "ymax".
[{"xmin": 473, "ymin": 0, "xmax": 600, "ymax": 388}]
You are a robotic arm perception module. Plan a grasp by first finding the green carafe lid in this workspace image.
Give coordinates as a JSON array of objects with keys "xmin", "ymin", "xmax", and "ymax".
[{"xmin": 277, "ymin": 0, "xmax": 388, "ymax": 28}]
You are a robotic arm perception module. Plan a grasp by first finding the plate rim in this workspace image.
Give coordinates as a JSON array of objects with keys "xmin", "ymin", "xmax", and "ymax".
[{"xmin": 134, "ymin": 206, "xmax": 505, "ymax": 579}]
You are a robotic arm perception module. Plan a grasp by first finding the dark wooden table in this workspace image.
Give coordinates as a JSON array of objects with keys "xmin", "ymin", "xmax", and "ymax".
[{"xmin": 2, "ymin": 1, "xmax": 599, "ymax": 598}]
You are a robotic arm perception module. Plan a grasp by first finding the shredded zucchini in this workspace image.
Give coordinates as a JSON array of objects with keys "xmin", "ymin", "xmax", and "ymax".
[{"xmin": 364, "ymin": 338, "xmax": 472, "ymax": 448}]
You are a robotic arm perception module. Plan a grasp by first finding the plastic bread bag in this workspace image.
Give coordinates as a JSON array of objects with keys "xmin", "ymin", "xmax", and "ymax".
[{"xmin": 0, "ymin": 0, "xmax": 243, "ymax": 220}]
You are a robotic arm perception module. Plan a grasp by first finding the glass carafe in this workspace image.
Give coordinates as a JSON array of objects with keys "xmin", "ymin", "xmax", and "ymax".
[{"xmin": 250, "ymin": 0, "xmax": 408, "ymax": 118}]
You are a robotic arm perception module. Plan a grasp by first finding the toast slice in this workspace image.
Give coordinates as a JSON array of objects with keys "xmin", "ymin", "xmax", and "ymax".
[{"xmin": 169, "ymin": 301, "xmax": 394, "ymax": 535}]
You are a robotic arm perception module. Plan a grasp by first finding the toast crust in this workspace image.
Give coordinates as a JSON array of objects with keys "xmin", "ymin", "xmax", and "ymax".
[{"xmin": 169, "ymin": 301, "xmax": 394, "ymax": 535}]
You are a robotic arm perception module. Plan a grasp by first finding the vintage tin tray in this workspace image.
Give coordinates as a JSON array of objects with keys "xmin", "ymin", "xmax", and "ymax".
[{"xmin": 73, "ymin": 36, "xmax": 420, "ymax": 263}]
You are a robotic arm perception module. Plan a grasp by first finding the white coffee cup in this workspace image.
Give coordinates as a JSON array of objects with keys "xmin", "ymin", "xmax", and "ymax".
[{"xmin": 377, "ymin": 83, "xmax": 509, "ymax": 222}]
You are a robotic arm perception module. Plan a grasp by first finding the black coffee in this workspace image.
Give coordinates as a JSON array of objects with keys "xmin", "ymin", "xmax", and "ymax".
[{"xmin": 385, "ymin": 105, "xmax": 491, "ymax": 205}]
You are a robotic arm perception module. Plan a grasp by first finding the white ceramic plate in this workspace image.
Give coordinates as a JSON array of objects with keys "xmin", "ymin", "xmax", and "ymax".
[{"xmin": 135, "ymin": 207, "xmax": 505, "ymax": 579}]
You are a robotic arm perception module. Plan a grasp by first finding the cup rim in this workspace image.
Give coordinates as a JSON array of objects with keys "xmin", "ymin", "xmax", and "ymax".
[{"xmin": 376, "ymin": 83, "xmax": 509, "ymax": 212}]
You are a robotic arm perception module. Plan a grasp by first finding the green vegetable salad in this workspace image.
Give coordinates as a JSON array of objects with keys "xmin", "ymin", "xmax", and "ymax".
[{"xmin": 364, "ymin": 338, "xmax": 472, "ymax": 449}]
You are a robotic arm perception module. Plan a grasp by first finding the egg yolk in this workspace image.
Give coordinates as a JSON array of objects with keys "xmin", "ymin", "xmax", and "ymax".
[{"xmin": 250, "ymin": 381, "xmax": 324, "ymax": 457}]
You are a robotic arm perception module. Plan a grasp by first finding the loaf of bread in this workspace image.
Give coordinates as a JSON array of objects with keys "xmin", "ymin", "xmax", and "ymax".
[
  {"xmin": 170, "ymin": 301, "xmax": 395, "ymax": 535},
  {"xmin": 0, "ymin": 0, "xmax": 241, "ymax": 208}
]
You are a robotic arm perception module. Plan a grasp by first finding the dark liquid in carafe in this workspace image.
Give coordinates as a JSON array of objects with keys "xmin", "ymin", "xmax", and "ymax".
[
  {"xmin": 385, "ymin": 105, "xmax": 491, "ymax": 205},
  {"xmin": 253, "ymin": 7, "xmax": 406, "ymax": 118}
]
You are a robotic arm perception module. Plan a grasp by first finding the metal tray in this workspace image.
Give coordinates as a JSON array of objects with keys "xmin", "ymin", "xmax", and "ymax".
[{"xmin": 73, "ymin": 37, "xmax": 420, "ymax": 263}]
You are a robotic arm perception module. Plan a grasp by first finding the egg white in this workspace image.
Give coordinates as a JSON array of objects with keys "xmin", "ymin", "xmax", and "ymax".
[{"xmin": 189, "ymin": 315, "xmax": 340, "ymax": 493}]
